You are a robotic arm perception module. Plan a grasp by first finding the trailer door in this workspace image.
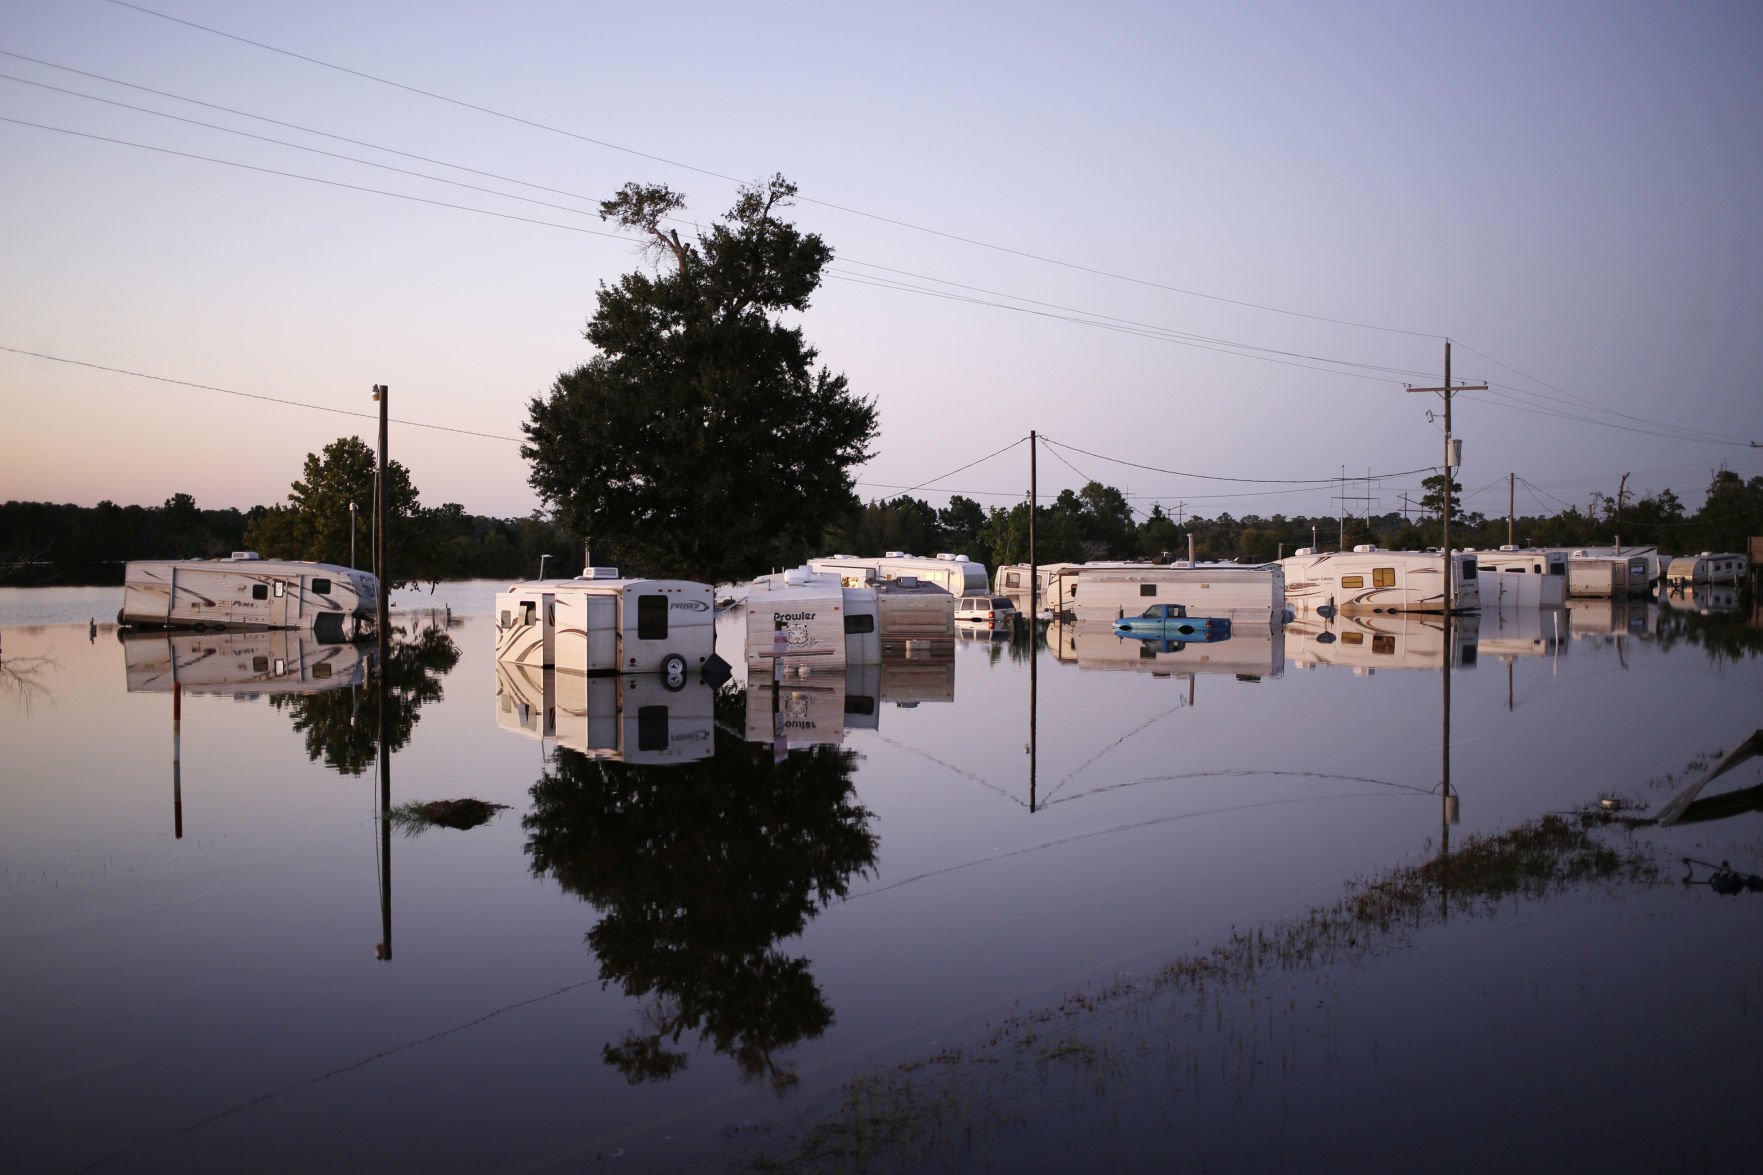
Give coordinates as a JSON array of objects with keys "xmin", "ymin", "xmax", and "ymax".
[
  {"xmin": 269, "ymin": 578, "xmax": 291, "ymax": 627},
  {"xmin": 585, "ymin": 594, "xmax": 617, "ymax": 672}
]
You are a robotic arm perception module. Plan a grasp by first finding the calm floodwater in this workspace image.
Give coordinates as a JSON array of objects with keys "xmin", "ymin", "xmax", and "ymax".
[{"xmin": 3, "ymin": 582, "xmax": 1762, "ymax": 1172}]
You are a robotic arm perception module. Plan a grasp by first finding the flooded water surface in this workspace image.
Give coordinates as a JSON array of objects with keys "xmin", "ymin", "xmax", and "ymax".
[{"xmin": 3, "ymin": 584, "xmax": 1762, "ymax": 1171}]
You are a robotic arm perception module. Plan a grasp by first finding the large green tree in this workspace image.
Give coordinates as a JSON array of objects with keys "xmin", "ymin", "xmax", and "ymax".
[
  {"xmin": 243, "ymin": 435, "xmax": 425, "ymax": 585},
  {"xmin": 523, "ymin": 175, "xmax": 878, "ymax": 584}
]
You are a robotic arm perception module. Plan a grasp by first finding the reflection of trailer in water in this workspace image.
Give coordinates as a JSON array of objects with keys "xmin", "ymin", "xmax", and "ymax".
[
  {"xmin": 552, "ymin": 672, "xmax": 716, "ymax": 765},
  {"xmin": 120, "ymin": 552, "xmax": 377, "ymax": 639},
  {"xmin": 494, "ymin": 660, "xmax": 555, "ymax": 742},
  {"xmin": 495, "ymin": 568, "xmax": 715, "ymax": 689},
  {"xmin": 745, "ymin": 664, "xmax": 883, "ymax": 747},
  {"xmin": 1660, "ymin": 584, "xmax": 1742, "ymax": 614},
  {"xmin": 123, "ymin": 629, "xmax": 371, "ymax": 696},
  {"xmin": 1476, "ymin": 606, "xmax": 1570, "ymax": 660},
  {"xmin": 1286, "ymin": 612, "xmax": 1479, "ymax": 672},
  {"xmin": 1564, "ymin": 597, "xmax": 1657, "ymax": 638},
  {"xmin": 1048, "ymin": 618, "xmax": 1285, "ymax": 679}
]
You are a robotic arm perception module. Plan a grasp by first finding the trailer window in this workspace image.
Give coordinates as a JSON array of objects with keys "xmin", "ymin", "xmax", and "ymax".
[
  {"xmin": 1373, "ymin": 635, "xmax": 1396, "ymax": 655},
  {"xmin": 1373, "ymin": 568, "xmax": 1395, "ymax": 588},
  {"xmin": 1341, "ymin": 631, "xmax": 1363, "ymax": 645},
  {"xmin": 520, "ymin": 601, "xmax": 536, "ymax": 627},
  {"xmin": 312, "ymin": 578, "xmax": 332, "ymax": 595},
  {"xmin": 314, "ymin": 663, "xmax": 331, "ymax": 679},
  {"xmin": 253, "ymin": 584, "xmax": 268, "ymax": 600},
  {"xmin": 274, "ymin": 581, "xmax": 285, "ymax": 597},
  {"xmin": 253, "ymin": 656, "xmax": 269, "ymax": 672},
  {"xmin": 1140, "ymin": 583, "xmax": 1157, "ymax": 597},
  {"xmin": 1004, "ymin": 570, "xmax": 1022, "ymax": 589},
  {"xmin": 844, "ymin": 613, "xmax": 875, "ymax": 634},
  {"xmin": 1341, "ymin": 575, "xmax": 1364, "ymax": 589},
  {"xmin": 845, "ymin": 695, "xmax": 876, "ymax": 717},
  {"xmin": 1461, "ymin": 558, "xmax": 1478, "ymax": 579},
  {"xmin": 636, "ymin": 595, "xmax": 668, "ymax": 640}
]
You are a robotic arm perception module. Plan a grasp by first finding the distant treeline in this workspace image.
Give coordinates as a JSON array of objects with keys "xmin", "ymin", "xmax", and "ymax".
[
  {"xmin": 6, "ymin": 468, "xmax": 1757, "ymax": 587},
  {"xmin": 0, "ymin": 495, "xmax": 580, "ymax": 586},
  {"xmin": 832, "ymin": 468, "xmax": 1763, "ymax": 571}
]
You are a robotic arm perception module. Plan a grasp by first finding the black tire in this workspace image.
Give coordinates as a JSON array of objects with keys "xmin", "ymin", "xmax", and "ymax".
[{"xmin": 660, "ymin": 653, "xmax": 688, "ymax": 692}]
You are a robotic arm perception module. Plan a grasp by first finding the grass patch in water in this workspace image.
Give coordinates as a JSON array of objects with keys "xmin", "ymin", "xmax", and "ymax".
[
  {"xmin": 731, "ymin": 808, "xmax": 1659, "ymax": 1172},
  {"xmin": 388, "ymin": 798, "xmax": 509, "ymax": 835}
]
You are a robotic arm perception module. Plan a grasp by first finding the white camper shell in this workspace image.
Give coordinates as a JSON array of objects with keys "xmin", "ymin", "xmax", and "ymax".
[
  {"xmin": 120, "ymin": 552, "xmax": 377, "ymax": 639},
  {"xmin": 808, "ymin": 552, "xmax": 991, "ymax": 597},
  {"xmin": 1278, "ymin": 547, "xmax": 1480, "ymax": 615},
  {"xmin": 1665, "ymin": 552, "xmax": 1749, "ymax": 587},
  {"xmin": 495, "ymin": 568, "xmax": 716, "ymax": 689},
  {"xmin": 745, "ymin": 565, "xmax": 881, "ymax": 670}
]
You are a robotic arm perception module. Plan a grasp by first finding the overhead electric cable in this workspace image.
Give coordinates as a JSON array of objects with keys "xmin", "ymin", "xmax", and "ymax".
[
  {"xmin": 0, "ymin": 116, "xmax": 630, "ymax": 242},
  {"xmin": 873, "ymin": 437, "xmax": 1029, "ymax": 502},
  {"xmin": 0, "ymin": 345, "xmax": 522, "ymax": 441},
  {"xmin": 1038, "ymin": 434, "xmax": 1437, "ymax": 486},
  {"xmin": 101, "ymin": 0, "xmax": 1445, "ymax": 341}
]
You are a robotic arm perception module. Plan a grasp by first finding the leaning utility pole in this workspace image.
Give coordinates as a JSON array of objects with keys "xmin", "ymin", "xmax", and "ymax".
[{"xmin": 1407, "ymin": 342, "xmax": 1486, "ymax": 613}]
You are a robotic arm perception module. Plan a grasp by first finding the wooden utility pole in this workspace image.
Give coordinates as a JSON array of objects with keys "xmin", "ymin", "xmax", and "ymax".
[
  {"xmin": 1508, "ymin": 472, "xmax": 1515, "ymax": 548},
  {"xmin": 1407, "ymin": 342, "xmax": 1486, "ymax": 613}
]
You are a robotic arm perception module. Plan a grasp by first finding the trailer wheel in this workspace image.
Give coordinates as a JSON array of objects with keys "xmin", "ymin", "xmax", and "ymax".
[{"xmin": 660, "ymin": 653, "xmax": 688, "ymax": 692}]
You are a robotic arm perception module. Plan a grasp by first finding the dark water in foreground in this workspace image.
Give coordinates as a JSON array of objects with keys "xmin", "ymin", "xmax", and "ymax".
[{"xmin": 3, "ymin": 584, "xmax": 1762, "ymax": 1172}]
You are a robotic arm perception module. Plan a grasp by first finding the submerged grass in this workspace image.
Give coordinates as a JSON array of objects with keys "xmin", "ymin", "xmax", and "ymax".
[
  {"xmin": 387, "ymin": 798, "xmax": 509, "ymax": 835},
  {"xmin": 732, "ymin": 808, "xmax": 1661, "ymax": 1172}
]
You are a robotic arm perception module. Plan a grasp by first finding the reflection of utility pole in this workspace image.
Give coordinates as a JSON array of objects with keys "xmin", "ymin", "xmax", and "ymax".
[
  {"xmin": 372, "ymin": 382, "xmax": 392, "ymax": 963},
  {"xmin": 1407, "ymin": 342, "xmax": 1486, "ymax": 613},
  {"xmin": 172, "ymin": 680, "xmax": 183, "ymax": 839}
]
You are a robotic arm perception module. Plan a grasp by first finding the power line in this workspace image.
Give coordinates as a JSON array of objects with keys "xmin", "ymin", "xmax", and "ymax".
[
  {"xmin": 870, "ymin": 437, "xmax": 1029, "ymax": 503},
  {"xmin": 8, "ymin": 61, "xmax": 1752, "ymax": 445},
  {"xmin": 1039, "ymin": 434, "xmax": 1438, "ymax": 486},
  {"xmin": 0, "ymin": 345, "xmax": 523, "ymax": 441},
  {"xmin": 100, "ymin": 0, "xmax": 1445, "ymax": 342}
]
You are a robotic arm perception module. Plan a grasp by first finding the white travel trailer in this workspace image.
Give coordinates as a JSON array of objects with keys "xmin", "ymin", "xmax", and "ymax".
[
  {"xmin": 1278, "ymin": 547, "xmax": 1480, "ymax": 615},
  {"xmin": 1036, "ymin": 562, "xmax": 1286, "ymax": 624},
  {"xmin": 1665, "ymin": 552, "xmax": 1749, "ymax": 587},
  {"xmin": 1549, "ymin": 547, "xmax": 1659, "ymax": 597},
  {"xmin": 119, "ymin": 552, "xmax": 377, "ymax": 639},
  {"xmin": 1473, "ymin": 548, "xmax": 1567, "ymax": 609},
  {"xmin": 123, "ymin": 628, "xmax": 370, "ymax": 696},
  {"xmin": 1286, "ymin": 612, "xmax": 1480, "ymax": 672},
  {"xmin": 871, "ymin": 578, "xmax": 956, "ymax": 651},
  {"xmin": 808, "ymin": 552, "xmax": 991, "ymax": 597},
  {"xmin": 744, "ymin": 565, "xmax": 881, "ymax": 670},
  {"xmin": 495, "ymin": 568, "xmax": 716, "ymax": 688},
  {"xmin": 993, "ymin": 562, "xmax": 1081, "ymax": 612}
]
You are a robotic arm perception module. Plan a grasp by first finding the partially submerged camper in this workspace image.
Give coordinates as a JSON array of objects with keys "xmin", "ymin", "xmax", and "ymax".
[
  {"xmin": 1665, "ymin": 552, "xmax": 1749, "ymax": 587},
  {"xmin": 119, "ymin": 552, "xmax": 377, "ymax": 639},
  {"xmin": 1473, "ymin": 547, "xmax": 1567, "ymax": 609},
  {"xmin": 808, "ymin": 552, "xmax": 991, "ymax": 597},
  {"xmin": 494, "ymin": 567, "xmax": 716, "ymax": 689},
  {"xmin": 993, "ymin": 561, "xmax": 1285, "ymax": 625},
  {"xmin": 1278, "ymin": 547, "xmax": 1480, "ymax": 615},
  {"xmin": 871, "ymin": 577, "xmax": 956, "ymax": 652},
  {"xmin": 744, "ymin": 565, "xmax": 880, "ymax": 670},
  {"xmin": 1548, "ymin": 546, "xmax": 1660, "ymax": 596}
]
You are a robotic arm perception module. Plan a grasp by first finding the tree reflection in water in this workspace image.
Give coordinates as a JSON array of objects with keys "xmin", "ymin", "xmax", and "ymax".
[
  {"xmin": 268, "ymin": 620, "xmax": 460, "ymax": 775},
  {"xmin": 524, "ymin": 689, "xmax": 877, "ymax": 1089}
]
